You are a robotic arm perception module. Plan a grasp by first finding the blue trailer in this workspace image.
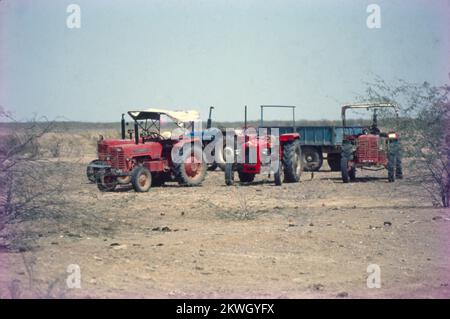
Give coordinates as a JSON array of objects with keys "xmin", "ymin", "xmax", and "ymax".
[
  {"xmin": 261, "ymin": 125, "xmax": 363, "ymax": 171},
  {"xmin": 259, "ymin": 105, "xmax": 363, "ymax": 171}
]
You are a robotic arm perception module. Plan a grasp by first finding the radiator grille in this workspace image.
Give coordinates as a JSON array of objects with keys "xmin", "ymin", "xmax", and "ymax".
[{"xmin": 111, "ymin": 149, "xmax": 126, "ymax": 169}]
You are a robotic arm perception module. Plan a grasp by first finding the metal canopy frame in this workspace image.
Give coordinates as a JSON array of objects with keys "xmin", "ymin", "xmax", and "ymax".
[
  {"xmin": 341, "ymin": 102, "xmax": 398, "ymax": 127},
  {"xmin": 260, "ymin": 105, "xmax": 296, "ymax": 131}
]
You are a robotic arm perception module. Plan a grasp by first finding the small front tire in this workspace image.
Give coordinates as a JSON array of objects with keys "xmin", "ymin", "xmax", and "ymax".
[
  {"xmin": 225, "ymin": 163, "xmax": 234, "ymax": 186},
  {"xmin": 131, "ymin": 166, "xmax": 152, "ymax": 192},
  {"xmin": 274, "ymin": 162, "xmax": 284, "ymax": 186}
]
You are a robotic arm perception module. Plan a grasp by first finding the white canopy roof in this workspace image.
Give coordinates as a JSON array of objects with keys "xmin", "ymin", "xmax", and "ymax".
[{"xmin": 128, "ymin": 108, "xmax": 200, "ymax": 123}]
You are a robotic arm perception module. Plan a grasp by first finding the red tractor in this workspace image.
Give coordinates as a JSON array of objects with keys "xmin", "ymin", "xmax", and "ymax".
[
  {"xmin": 86, "ymin": 109, "xmax": 207, "ymax": 192},
  {"xmin": 340, "ymin": 103, "xmax": 403, "ymax": 183},
  {"xmin": 224, "ymin": 105, "xmax": 302, "ymax": 186}
]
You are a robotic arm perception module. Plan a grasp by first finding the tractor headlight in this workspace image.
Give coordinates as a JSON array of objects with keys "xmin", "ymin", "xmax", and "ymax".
[{"xmin": 388, "ymin": 133, "xmax": 398, "ymax": 139}]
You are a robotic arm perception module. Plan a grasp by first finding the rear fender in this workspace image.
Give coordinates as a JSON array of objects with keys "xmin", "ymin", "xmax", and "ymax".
[{"xmin": 280, "ymin": 133, "xmax": 300, "ymax": 143}]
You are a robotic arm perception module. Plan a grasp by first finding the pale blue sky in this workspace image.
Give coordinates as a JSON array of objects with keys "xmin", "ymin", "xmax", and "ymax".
[{"xmin": 1, "ymin": 0, "xmax": 449, "ymax": 122}]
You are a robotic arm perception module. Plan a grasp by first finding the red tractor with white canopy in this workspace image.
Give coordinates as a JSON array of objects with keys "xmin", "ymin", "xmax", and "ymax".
[{"xmin": 86, "ymin": 108, "xmax": 207, "ymax": 192}]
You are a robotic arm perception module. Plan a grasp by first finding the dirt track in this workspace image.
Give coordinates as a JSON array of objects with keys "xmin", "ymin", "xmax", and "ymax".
[{"xmin": 1, "ymin": 157, "xmax": 450, "ymax": 298}]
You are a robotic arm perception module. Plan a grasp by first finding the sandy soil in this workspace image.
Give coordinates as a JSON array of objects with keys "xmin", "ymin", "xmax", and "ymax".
[{"xmin": 1, "ymin": 156, "xmax": 449, "ymax": 299}]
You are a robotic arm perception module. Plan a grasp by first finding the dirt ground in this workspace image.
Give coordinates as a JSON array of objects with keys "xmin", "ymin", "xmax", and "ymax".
[{"xmin": 1, "ymin": 151, "xmax": 450, "ymax": 299}]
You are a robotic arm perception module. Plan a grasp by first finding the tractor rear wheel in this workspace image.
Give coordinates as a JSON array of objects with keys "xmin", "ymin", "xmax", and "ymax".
[
  {"xmin": 282, "ymin": 140, "xmax": 302, "ymax": 182},
  {"xmin": 327, "ymin": 153, "xmax": 341, "ymax": 171},
  {"xmin": 173, "ymin": 145, "xmax": 207, "ymax": 186},
  {"xmin": 341, "ymin": 157, "xmax": 356, "ymax": 183},
  {"xmin": 131, "ymin": 166, "xmax": 152, "ymax": 192},
  {"xmin": 225, "ymin": 163, "xmax": 234, "ymax": 186},
  {"xmin": 302, "ymin": 146, "xmax": 323, "ymax": 171},
  {"xmin": 96, "ymin": 169, "xmax": 117, "ymax": 192},
  {"xmin": 238, "ymin": 172, "xmax": 255, "ymax": 183},
  {"xmin": 274, "ymin": 162, "xmax": 284, "ymax": 186}
]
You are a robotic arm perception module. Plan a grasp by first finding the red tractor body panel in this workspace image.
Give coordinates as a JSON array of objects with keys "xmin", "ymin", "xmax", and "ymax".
[
  {"xmin": 355, "ymin": 134, "xmax": 387, "ymax": 166},
  {"xmin": 238, "ymin": 133, "xmax": 300, "ymax": 174},
  {"xmin": 97, "ymin": 136, "xmax": 202, "ymax": 174}
]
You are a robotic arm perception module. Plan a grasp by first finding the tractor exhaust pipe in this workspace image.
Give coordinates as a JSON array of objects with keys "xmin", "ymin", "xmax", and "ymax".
[
  {"xmin": 134, "ymin": 122, "xmax": 139, "ymax": 145},
  {"xmin": 207, "ymin": 106, "xmax": 214, "ymax": 129},
  {"xmin": 121, "ymin": 114, "xmax": 126, "ymax": 139},
  {"xmin": 244, "ymin": 105, "xmax": 247, "ymax": 131}
]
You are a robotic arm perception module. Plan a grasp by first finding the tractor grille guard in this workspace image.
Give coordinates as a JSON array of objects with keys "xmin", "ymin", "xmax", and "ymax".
[
  {"xmin": 356, "ymin": 135, "xmax": 379, "ymax": 163},
  {"xmin": 97, "ymin": 143, "xmax": 108, "ymax": 159},
  {"xmin": 110, "ymin": 148, "xmax": 126, "ymax": 170}
]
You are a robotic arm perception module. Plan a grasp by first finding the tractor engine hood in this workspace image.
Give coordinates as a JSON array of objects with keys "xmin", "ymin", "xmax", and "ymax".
[{"xmin": 117, "ymin": 142, "xmax": 164, "ymax": 160}]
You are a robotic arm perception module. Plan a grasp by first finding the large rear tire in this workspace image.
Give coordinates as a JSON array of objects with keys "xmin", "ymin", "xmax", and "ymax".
[
  {"xmin": 327, "ymin": 153, "xmax": 341, "ymax": 171},
  {"xmin": 131, "ymin": 166, "xmax": 152, "ymax": 192},
  {"xmin": 282, "ymin": 140, "xmax": 302, "ymax": 182},
  {"xmin": 302, "ymin": 146, "xmax": 323, "ymax": 171},
  {"xmin": 173, "ymin": 145, "xmax": 207, "ymax": 186}
]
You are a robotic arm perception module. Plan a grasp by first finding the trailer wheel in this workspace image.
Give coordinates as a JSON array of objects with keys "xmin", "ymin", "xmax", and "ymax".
[
  {"xmin": 238, "ymin": 172, "xmax": 255, "ymax": 183},
  {"xmin": 341, "ymin": 157, "xmax": 356, "ymax": 183},
  {"xmin": 274, "ymin": 162, "xmax": 284, "ymax": 186},
  {"xmin": 302, "ymin": 146, "xmax": 323, "ymax": 171},
  {"xmin": 131, "ymin": 166, "xmax": 152, "ymax": 192},
  {"xmin": 173, "ymin": 145, "xmax": 207, "ymax": 186},
  {"xmin": 225, "ymin": 163, "xmax": 234, "ymax": 186},
  {"xmin": 282, "ymin": 140, "xmax": 302, "ymax": 182},
  {"xmin": 327, "ymin": 154, "xmax": 341, "ymax": 171},
  {"xmin": 96, "ymin": 169, "xmax": 117, "ymax": 192}
]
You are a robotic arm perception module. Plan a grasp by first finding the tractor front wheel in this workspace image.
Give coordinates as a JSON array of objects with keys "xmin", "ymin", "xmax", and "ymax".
[
  {"xmin": 225, "ymin": 163, "xmax": 234, "ymax": 186},
  {"xmin": 274, "ymin": 162, "xmax": 284, "ymax": 186},
  {"xmin": 131, "ymin": 166, "xmax": 152, "ymax": 192},
  {"xmin": 282, "ymin": 140, "xmax": 302, "ymax": 182},
  {"xmin": 173, "ymin": 146, "xmax": 207, "ymax": 186},
  {"xmin": 341, "ymin": 157, "xmax": 356, "ymax": 183}
]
